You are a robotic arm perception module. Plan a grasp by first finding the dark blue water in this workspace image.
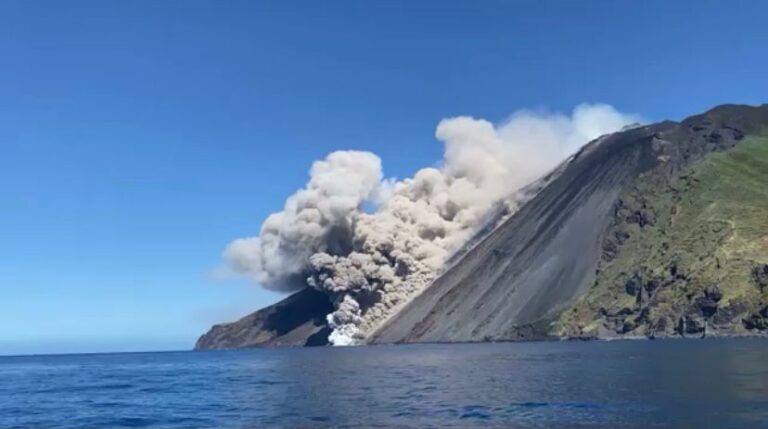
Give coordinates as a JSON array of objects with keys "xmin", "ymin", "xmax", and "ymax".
[{"xmin": 2, "ymin": 339, "xmax": 768, "ymax": 428}]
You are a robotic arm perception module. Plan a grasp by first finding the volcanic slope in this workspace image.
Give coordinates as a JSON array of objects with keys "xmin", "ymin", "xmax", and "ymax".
[
  {"xmin": 370, "ymin": 104, "xmax": 768, "ymax": 344},
  {"xmin": 194, "ymin": 287, "xmax": 332, "ymax": 349},
  {"xmin": 196, "ymin": 104, "xmax": 768, "ymax": 349}
]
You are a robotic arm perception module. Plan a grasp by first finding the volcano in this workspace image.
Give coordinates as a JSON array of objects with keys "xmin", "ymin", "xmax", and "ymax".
[{"xmin": 196, "ymin": 104, "xmax": 768, "ymax": 349}]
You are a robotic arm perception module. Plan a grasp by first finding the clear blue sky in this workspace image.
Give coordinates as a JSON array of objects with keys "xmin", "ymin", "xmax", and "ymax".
[{"xmin": 1, "ymin": 0, "xmax": 767, "ymax": 355}]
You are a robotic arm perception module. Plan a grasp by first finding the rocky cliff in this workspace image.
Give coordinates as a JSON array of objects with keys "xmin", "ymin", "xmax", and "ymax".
[{"xmin": 194, "ymin": 287, "xmax": 332, "ymax": 349}]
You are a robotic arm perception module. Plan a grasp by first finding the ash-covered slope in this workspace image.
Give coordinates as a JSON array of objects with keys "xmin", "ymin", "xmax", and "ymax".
[
  {"xmin": 371, "ymin": 104, "xmax": 768, "ymax": 343},
  {"xmin": 369, "ymin": 123, "xmax": 669, "ymax": 343},
  {"xmin": 194, "ymin": 288, "xmax": 333, "ymax": 349}
]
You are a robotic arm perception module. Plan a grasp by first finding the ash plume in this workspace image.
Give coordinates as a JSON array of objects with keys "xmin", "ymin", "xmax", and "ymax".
[
  {"xmin": 225, "ymin": 150, "xmax": 383, "ymax": 291},
  {"xmin": 225, "ymin": 103, "xmax": 641, "ymax": 345}
]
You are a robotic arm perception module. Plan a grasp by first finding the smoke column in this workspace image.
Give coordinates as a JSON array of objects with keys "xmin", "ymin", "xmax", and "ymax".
[{"xmin": 225, "ymin": 103, "xmax": 641, "ymax": 345}]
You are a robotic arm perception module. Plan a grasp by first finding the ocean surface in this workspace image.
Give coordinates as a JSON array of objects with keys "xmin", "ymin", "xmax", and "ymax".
[{"xmin": 2, "ymin": 339, "xmax": 768, "ymax": 428}]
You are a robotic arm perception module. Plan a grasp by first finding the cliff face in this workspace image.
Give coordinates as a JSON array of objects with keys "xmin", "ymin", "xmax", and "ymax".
[
  {"xmin": 194, "ymin": 288, "xmax": 333, "ymax": 349},
  {"xmin": 196, "ymin": 104, "xmax": 768, "ymax": 349},
  {"xmin": 556, "ymin": 109, "xmax": 768, "ymax": 339}
]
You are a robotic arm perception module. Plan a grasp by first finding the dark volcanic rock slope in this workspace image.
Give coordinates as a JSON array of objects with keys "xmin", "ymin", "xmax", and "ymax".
[
  {"xmin": 371, "ymin": 104, "xmax": 768, "ymax": 344},
  {"xmin": 369, "ymin": 123, "xmax": 671, "ymax": 343},
  {"xmin": 195, "ymin": 288, "xmax": 333, "ymax": 349}
]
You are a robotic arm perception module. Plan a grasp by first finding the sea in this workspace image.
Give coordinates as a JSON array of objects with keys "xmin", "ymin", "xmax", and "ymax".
[{"xmin": 2, "ymin": 338, "xmax": 768, "ymax": 428}]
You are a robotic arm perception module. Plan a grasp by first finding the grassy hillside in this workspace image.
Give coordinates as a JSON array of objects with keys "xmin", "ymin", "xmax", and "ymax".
[{"xmin": 557, "ymin": 135, "xmax": 768, "ymax": 338}]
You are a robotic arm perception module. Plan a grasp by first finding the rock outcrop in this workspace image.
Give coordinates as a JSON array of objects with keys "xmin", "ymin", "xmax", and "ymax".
[{"xmin": 194, "ymin": 288, "xmax": 333, "ymax": 349}]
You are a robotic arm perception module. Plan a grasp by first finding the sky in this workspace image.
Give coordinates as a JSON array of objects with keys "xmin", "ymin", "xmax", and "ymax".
[{"xmin": 1, "ymin": 0, "xmax": 767, "ymax": 355}]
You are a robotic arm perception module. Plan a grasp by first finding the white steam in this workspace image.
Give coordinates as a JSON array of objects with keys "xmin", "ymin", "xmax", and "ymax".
[{"xmin": 226, "ymin": 103, "xmax": 641, "ymax": 345}]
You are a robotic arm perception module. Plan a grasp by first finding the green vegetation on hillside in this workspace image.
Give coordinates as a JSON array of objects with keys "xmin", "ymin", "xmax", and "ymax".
[{"xmin": 557, "ymin": 135, "xmax": 768, "ymax": 338}]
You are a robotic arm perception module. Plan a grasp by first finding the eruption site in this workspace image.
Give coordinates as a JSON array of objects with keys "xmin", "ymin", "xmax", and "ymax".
[{"xmin": 225, "ymin": 104, "xmax": 640, "ymax": 345}]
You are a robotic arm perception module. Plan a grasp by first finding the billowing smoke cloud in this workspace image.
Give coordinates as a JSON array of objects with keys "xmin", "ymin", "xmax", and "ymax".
[
  {"xmin": 226, "ymin": 151, "xmax": 383, "ymax": 290},
  {"xmin": 226, "ymin": 103, "xmax": 641, "ymax": 345}
]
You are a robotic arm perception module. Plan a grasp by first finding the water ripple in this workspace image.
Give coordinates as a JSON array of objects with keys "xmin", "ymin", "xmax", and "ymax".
[{"xmin": 2, "ymin": 340, "xmax": 768, "ymax": 428}]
